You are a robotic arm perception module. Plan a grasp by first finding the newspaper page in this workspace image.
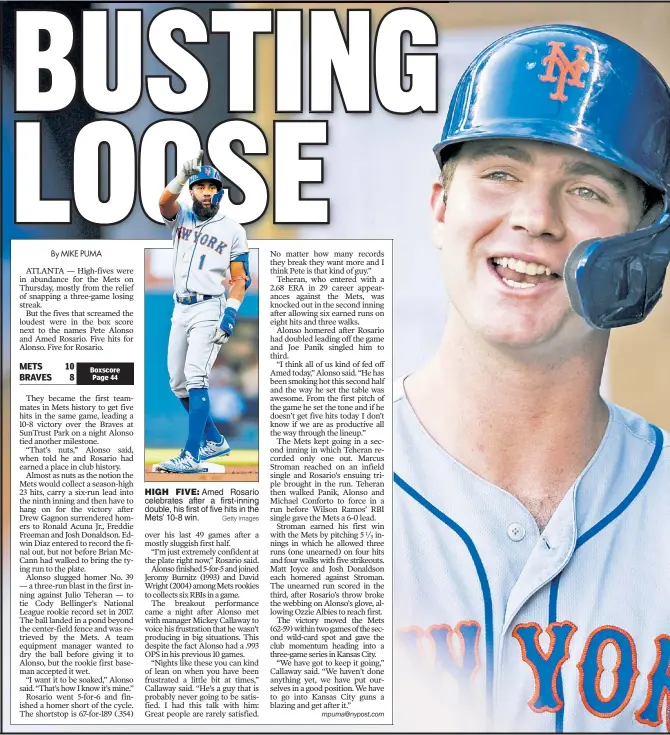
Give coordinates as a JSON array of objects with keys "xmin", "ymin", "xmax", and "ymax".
[
  {"xmin": 4, "ymin": 3, "xmax": 670, "ymax": 735},
  {"xmin": 10, "ymin": 238, "xmax": 391, "ymax": 727}
]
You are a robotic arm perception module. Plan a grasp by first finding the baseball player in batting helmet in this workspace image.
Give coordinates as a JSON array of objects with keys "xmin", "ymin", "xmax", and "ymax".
[
  {"xmin": 393, "ymin": 25, "xmax": 670, "ymax": 731},
  {"xmin": 155, "ymin": 152, "xmax": 251, "ymax": 474},
  {"xmin": 188, "ymin": 166, "xmax": 225, "ymax": 211}
]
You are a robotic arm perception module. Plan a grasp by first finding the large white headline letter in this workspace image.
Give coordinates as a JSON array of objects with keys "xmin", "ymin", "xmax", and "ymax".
[
  {"xmin": 375, "ymin": 9, "xmax": 437, "ymax": 114},
  {"xmin": 16, "ymin": 11, "xmax": 76, "ymax": 112}
]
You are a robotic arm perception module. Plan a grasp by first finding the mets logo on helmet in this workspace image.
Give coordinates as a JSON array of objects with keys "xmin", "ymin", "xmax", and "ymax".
[
  {"xmin": 203, "ymin": 166, "xmax": 212, "ymax": 176},
  {"xmin": 539, "ymin": 41, "xmax": 593, "ymax": 102}
]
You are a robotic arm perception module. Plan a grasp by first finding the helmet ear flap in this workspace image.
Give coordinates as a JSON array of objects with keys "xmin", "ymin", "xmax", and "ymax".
[
  {"xmin": 565, "ymin": 221, "xmax": 670, "ymax": 329},
  {"xmin": 564, "ymin": 238, "xmax": 600, "ymax": 323},
  {"xmin": 212, "ymin": 188, "xmax": 225, "ymax": 207}
]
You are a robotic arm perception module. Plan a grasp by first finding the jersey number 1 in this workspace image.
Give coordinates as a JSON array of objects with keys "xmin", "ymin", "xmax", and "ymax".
[{"xmin": 198, "ymin": 254, "xmax": 206, "ymax": 270}]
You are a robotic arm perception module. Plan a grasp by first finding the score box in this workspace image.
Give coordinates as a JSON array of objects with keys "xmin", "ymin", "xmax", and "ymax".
[{"xmin": 16, "ymin": 361, "xmax": 134, "ymax": 385}]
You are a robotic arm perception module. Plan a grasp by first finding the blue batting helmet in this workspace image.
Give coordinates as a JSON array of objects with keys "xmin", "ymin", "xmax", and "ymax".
[
  {"xmin": 189, "ymin": 165, "xmax": 225, "ymax": 206},
  {"xmin": 434, "ymin": 25, "xmax": 670, "ymax": 329}
]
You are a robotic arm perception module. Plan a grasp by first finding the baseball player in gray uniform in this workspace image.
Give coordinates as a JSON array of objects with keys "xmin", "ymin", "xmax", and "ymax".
[
  {"xmin": 156, "ymin": 152, "xmax": 250, "ymax": 473},
  {"xmin": 394, "ymin": 26, "xmax": 670, "ymax": 731}
]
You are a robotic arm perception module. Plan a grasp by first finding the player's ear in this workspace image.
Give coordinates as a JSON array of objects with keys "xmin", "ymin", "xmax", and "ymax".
[
  {"xmin": 430, "ymin": 181, "xmax": 447, "ymax": 250},
  {"xmin": 430, "ymin": 180, "xmax": 446, "ymax": 218}
]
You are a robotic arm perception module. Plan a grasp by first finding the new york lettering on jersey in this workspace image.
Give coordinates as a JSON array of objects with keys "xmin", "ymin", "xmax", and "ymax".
[
  {"xmin": 170, "ymin": 203, "xmax": 248, "ymax": 297},
  {"xmin": 175, "ymin": 223, "xmax": 228, "ymax": 253},
  {"xmin": 397, "ymin": 620, "xmax": 670, "ymax": 729}
]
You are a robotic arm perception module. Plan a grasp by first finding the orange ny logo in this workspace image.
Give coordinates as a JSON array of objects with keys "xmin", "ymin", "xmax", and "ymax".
[{"xmin": 539, "ymin": 41, "xmax": 592, "ymax": 102}]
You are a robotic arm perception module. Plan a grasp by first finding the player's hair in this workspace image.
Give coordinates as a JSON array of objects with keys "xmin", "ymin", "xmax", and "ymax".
[
  {"xmin": 438, "ymin": 144, "xmax": 463, "ymax": 204},
  {"xmin": 640, "ymin": 185, "xmax": 662, "ymax": 221}
]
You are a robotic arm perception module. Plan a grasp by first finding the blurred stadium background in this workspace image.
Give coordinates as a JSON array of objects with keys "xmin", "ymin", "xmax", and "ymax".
[{"xmin": 144, "ymin": 250, "xmax": 259, "ymax": 454}]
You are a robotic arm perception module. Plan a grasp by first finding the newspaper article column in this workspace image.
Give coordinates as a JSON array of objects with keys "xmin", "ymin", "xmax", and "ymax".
[
  {"xmin": 10, "ymin": 241, "xmax": 142, "ymax": 724},
  {"xmin": 259, "ymin": 241, "xmax": 392, "ymax": 725}
]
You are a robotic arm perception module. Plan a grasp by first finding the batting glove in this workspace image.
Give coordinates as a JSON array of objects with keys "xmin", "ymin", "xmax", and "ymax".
[
  {"xmin": 167, "ymin": 151, "xmax": 204, "ymax": 194},
  {"xmin": 214, "ymin": 307, "xmax": 237, "ymax": 346},
  {"xmin": 180, "ymin": 150, "xmax": 203, "ymax": 180}
]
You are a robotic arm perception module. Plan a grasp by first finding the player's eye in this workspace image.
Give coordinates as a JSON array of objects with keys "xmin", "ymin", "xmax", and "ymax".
[
  {"xmin": 570, "ymin": 185, "xmax": 607, "ymax": 203},
  {"xmin": 484, "ymin": 170, "xmax": 517, "ymax": 182}
]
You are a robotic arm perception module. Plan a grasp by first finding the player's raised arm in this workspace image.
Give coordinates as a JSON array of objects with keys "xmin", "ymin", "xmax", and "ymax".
[{"xmin": 159, "ymin": 150, "xmax": 204, "ymax": 220}]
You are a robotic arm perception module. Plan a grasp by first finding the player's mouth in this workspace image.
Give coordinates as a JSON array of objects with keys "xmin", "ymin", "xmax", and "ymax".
[{"xmin": 487, "ymin": 256, "xmax": 561, "ymax": 290}]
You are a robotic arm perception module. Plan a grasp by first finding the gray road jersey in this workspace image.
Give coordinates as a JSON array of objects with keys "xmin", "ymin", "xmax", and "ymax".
[
  {"xmin": 393, "ymin": 378, "xmax": 670, "ymax": 732},
  {"xmin": 163, "ymin": 203, "xmax": 248, "ymax": 296}
]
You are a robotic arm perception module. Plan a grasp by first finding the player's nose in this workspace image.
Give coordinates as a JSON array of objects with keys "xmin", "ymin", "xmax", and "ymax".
[{"xmin": 507, "ymin": 184, "xmax": 566, "ymax": 241}]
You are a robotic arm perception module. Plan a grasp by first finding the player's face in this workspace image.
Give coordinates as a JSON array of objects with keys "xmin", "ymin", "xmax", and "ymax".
[
  {"xmin": 191, "ymin": 182, "xmax": 219, "ymax": 204},
  {"xmin": 431, "ymin": 140, "xmax": 646, "ymax": 353},
  {"xmin": 190, "ymin": 182, "xmax": 220, "ymax": 219}
]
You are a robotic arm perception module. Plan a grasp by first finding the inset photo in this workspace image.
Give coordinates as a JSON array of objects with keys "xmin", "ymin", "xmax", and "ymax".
[{"xmin": 144, "ymin": 248, "xmax": 259, "ymax": 481}]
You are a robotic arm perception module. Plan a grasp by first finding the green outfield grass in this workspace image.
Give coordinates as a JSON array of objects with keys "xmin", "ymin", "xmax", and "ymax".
[{"xmin": 145, "ymin": 449, "xmax": 259, "ymax": 466}]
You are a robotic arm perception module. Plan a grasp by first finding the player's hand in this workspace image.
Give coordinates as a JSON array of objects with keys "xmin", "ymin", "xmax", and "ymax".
[
  {"xmin": 213, "ymin": 329, "xmax": 230, "ymax": 346},
  {"xmin": 214, "ymin": 307, "xmax": 237, "ymax": 345},
  {"xmin": 179, "ymin": 150, "xmax": 203, "ymax": 180},
  {"xmin": 220, "ymin": 307, "xmax": 237, "ymax": 337}
]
